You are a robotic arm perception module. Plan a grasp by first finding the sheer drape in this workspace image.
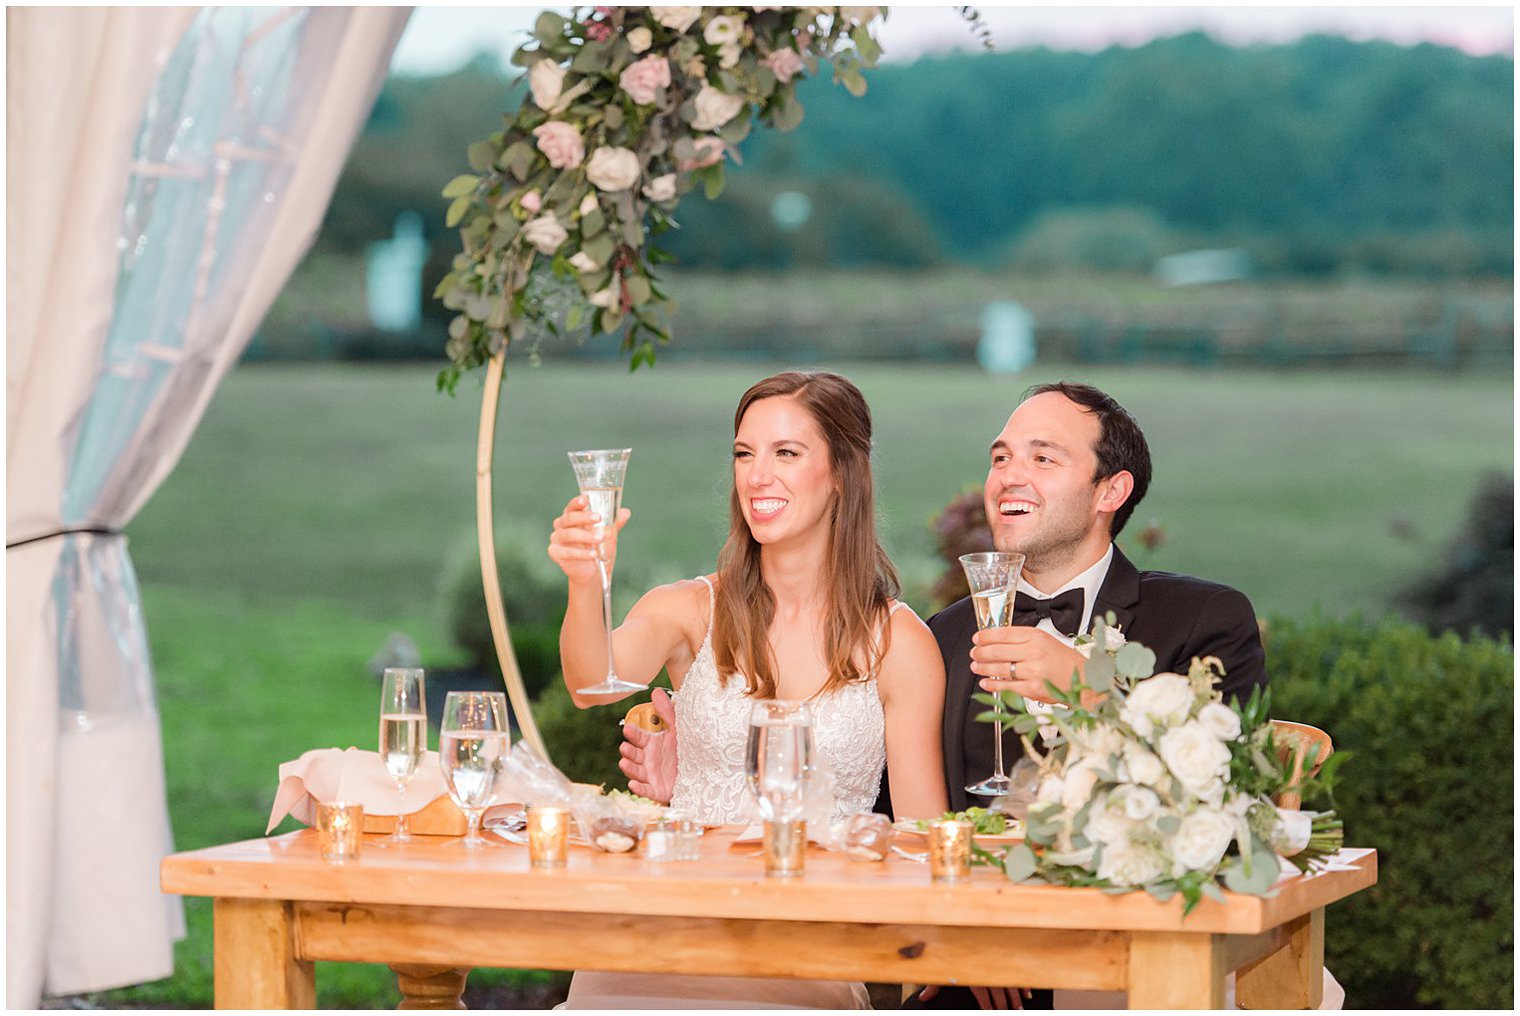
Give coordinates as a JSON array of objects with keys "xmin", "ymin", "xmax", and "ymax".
[{"xmin": 6, "ymin": 7, "xmax": 410, "ymax": 1004}]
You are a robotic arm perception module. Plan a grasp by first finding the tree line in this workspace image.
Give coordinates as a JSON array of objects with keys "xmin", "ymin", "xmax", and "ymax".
[{"xmin": 320, "ymin": 32, "xmax": 1512, "ymax": 285}]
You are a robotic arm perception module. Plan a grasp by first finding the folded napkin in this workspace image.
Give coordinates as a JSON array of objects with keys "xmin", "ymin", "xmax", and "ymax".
[{"xmin": 267, "ymin": 746, "xmax": 516, "ymax": 836}]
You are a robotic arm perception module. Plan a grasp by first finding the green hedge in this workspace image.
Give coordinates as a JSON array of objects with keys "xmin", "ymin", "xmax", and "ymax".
[{"xmin": 1265, "ymin": 615, "xmax": 1514, "ymax": 1009}]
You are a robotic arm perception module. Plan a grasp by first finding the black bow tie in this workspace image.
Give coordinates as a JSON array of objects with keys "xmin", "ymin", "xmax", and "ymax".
[{"xmin": 1013, "ymin": 589, "xmax": 1085, "ymax": 636}]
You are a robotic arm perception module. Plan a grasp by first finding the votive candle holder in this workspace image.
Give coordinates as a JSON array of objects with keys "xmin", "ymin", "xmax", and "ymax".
[
  {"xmin": 527, "ymin": 805, "xmax": 570, "ymax": 868},
  {"xmin": 316, "ymin": 801, "xmax": 364, "ymax": 862},
  {"xmin": 928, "ymin": 819, "xmax": 973, "ymax": 882},
  {"xmin": 763, "ymin": 818, "xmax": 806, "ymax": 878}
]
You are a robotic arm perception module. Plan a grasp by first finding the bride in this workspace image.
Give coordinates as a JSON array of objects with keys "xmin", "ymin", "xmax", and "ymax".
[{"xmin": 547, "ymin": 370, "xmax": 949, "ymax": 1009}]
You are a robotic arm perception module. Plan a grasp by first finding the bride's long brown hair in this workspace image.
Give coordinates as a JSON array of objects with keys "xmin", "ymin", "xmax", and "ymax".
[{"xmin": 712, "ymin": 371, "xmax": 900, "ymax": 699}]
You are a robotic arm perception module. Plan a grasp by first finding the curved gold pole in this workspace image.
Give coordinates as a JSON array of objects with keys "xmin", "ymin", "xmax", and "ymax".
[{"xmin": 476, "ymin": 348, "xmax": 548, "ymax": 758}]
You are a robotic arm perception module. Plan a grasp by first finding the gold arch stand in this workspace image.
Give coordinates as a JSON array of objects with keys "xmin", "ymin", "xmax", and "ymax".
[{"xmin": 475, "ymin": 348, "xmax": 548, "ymax": 758}]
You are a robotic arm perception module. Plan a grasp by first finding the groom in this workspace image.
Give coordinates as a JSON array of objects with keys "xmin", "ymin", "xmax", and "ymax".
[
  {"xmin": 927, "ymin": 381, "xmax": 1267, "ymax": 816},
  {"xmin": 620, "ymin": 381, "xmax": 1268, "ymax": 1007}
]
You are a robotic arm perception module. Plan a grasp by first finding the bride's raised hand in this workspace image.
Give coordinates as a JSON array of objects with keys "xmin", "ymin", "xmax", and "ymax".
[{"xmin": 548, "ymin": 494, "xmax": 632, "ymax": 584}]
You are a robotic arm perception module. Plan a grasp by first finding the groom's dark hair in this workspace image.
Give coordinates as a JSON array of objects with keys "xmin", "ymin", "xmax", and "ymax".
[{"xmin": 1024, "ymin": 381, "xmax": 1152, "ymax": 538}]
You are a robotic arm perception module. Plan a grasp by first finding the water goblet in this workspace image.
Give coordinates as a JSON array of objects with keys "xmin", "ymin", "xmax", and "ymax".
[
  {"xmin": 439, "ymin": 690, "xmax": 509, "ymax": 848},
  {"xmin": 378, "ymin": 667, "xmax": 426, "ymax": 844},
  {"xmin": 567, "ymin": 448, "xmax": 644, "ymax": 696},
  {"xmin": 959, "ymin": 551, "xmax": 1025, "ymax": 797},
  {"xmin": 744, "ymin": 700, "xmax": 814, "ymax": 823}
]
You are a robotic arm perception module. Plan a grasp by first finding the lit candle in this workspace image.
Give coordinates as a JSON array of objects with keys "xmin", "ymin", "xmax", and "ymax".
[
  {"xmin": 928, "ymin": 819, "xmax": 972, "ymax": 883},
  {"xmin": 527, "ymin": 805, "xmax": 570, "ymax": 868},
  {"xmin": 317, "ymin": 801, "xmax": 364, "ymax": 862}
]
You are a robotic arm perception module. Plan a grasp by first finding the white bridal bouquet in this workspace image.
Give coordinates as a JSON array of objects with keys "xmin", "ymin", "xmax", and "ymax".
[{"xmin": 985, "ymin": 617, "xmax": 1346, "ymax": 914}]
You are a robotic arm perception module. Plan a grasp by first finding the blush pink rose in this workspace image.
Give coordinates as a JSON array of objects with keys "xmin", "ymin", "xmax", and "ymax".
[
  {"xmin": 678, "ymin": 135, "xmax": 726, "ymax": 171},
  {"xmin": 764, "ymin": 48, "xmax": 806, "ymax": 84},
  {"xmin": 532, "ymin": 121, "xmax": 585, "ymax": 170},
  {"xmin": 618, "ymin": 55, "xmax": 671, "ymax": 106}
]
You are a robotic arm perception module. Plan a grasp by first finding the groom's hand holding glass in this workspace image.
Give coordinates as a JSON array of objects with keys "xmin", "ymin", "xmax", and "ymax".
[{"xmin": 968, "ymin": 625, "xmax": 1089, "ymax": 702}]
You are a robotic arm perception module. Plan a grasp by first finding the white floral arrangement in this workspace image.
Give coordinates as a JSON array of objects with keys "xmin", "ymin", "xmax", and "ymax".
[
  {"xmin": 986, "ymin": 617, "xmax": 1346, "ymax": 914},
  {"xmin": 433, "ymin": 6, "xmax": 887, "ymax": 392}
]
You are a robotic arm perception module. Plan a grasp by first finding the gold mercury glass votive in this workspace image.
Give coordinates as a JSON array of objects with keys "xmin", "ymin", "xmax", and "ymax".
[
  {"xmin": 928, "ymin": 819, "xmax": 973, "ymax": 882},
  {"xmin": 316, "ymin": 801, "xmax": 364, "ymax": 862},
  {"xmin": 527, "ymin": 806, "xmax": 570, "ymax": 868},
  {"xmin": 762, "ymin": 819, "xmax": 806, "ymax": 878}
]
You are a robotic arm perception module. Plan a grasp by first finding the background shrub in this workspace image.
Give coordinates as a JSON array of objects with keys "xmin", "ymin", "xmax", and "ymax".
[
  {"xmin": 1401, "ymin": 471, "xmax": 1513, "ymax": 640},
  {"xmin": 440, "ymin": 530, "xmax": 567, "ymax": 701},
  {"xmin": 1266, "ymin": 615, "xmax": 1514, "ymax": 1009}
]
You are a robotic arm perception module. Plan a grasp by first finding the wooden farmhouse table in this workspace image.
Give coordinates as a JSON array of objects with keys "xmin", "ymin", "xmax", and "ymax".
[{"xmin": 161, "ymin": 828, "xmax": 1376, "ymax": 1009}]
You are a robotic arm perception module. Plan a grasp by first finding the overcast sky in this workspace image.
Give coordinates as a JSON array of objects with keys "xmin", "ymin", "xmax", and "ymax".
[{"xmin": 390, "ymin": 4, "xmax": 1515, "ymax": 75}]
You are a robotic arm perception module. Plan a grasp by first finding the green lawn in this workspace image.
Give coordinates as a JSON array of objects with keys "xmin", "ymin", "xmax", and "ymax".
[{"xmin": 100, "ymin": 359, "xmax": 1508, "ymax": 1007}]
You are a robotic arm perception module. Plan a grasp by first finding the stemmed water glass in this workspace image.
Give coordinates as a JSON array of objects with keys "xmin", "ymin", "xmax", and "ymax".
[
  {"xmin": 439, "ymin": 690, "xmax": 509, "ymax": 848},
  {"xmin": 744, "ymin": 700, "xmax": 814, "ymax": 823},
  {"xmin": 960, "ymin": 551, "xmax": 1025, "ymax": 797},
  {"xmin": 567, "ymin": 448, "xmax": 645, "ymax": 696},
  {"xmin": 378, "ymin": 667, "xmax": 426, "ymax": 844}
]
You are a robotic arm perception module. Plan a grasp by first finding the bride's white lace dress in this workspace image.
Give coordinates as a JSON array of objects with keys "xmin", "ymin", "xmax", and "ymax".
[{"xmin": 563, "ymin": 577, "xmax": 897, "ymax": 1010}]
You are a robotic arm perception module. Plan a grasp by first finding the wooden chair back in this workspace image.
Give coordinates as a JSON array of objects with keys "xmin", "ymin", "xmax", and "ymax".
[{"xmin": 1270, "ymin": 719, "xmax": 1333, "ymax": 811}]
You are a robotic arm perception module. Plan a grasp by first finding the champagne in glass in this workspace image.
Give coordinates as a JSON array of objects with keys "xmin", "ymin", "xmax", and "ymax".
[
  {"xmin": 378, "ymin": 667, "xmax": 426, "ymax": 845},
  {"xmin": 567, "ymin": 448, "xmax": 644, "ymax": 696},
  {"xmin": 959, "ymin": 551, "xmax": 1025, "ymax": 797},
  {"xmin": 439, "ymin": 691, "xmax": 509, "ymax": 848}
]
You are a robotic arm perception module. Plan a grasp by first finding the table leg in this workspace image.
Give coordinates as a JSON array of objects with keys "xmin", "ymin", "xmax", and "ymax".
[
  {"xmin": 1127, "ymin": 930, "xmax": 1227, "ymax": 1009},
  {"xmin": 391, "ymin": 964, "xmax": 471, "ymax": 1010},
  {"xmin": 213, "ymin": 898, "xmax": 315, "ymax": 1009},
  {"xmin": 1236, "ymin": 909, "xmax": 1324, "ymax": 1009}
]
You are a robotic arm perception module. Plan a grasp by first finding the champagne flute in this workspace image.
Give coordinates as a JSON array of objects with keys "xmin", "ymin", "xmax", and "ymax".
[
  {"xmin": 744, "ymin": 700, "xmax": 813, "ymax": 823},
  {"xmin": 567, "ymin": 448, "xmax": 645, "ymax": 696},
  {"xmin": 378, "ymin": 667, "xmax": 426, "ymax": 845},
  {"xmin": 960, "ymin": 551, "xmax": 1025, "ymax": 797},
  {"xmin": 439, "ymin": 690, "xmax": 509, "ymax": 848}
]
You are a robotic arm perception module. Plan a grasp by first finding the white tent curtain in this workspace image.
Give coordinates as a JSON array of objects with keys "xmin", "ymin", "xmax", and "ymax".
[{"xmin": 6, "ymin": 6, "xmax": 411, "ymax": 1005}]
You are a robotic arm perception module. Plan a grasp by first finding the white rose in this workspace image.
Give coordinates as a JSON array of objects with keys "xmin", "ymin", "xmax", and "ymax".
[
  {"xmin": 1170, "ymin": 808, "xmax": 1237, "ymax": 874},
  {"xmin": 1158, "ymin": 721, "xmax": 1232, "ymax": 799},
  {"xmin": 1272, "ymin": 808, "xmax": 1313, "ymax": 856},
  {"xmin": 1097, "ymin": 839, "xmax": 1165, "ymax": 886},
  {"xmin": 588, "ymin": 287, "xmax": 619, "ymax": 309},
  {"xmin": 1197, "ymin": 701, "xmax": 1242, "ymax": 742},
  {"xmin": 568, "ymin": 251, "xmax": 599, "ymax": 273},
  {"xmin": 529, "ymin": 59, "xmax": 566, "ymax": 110},
  {"xmin": 718, "ymin": 41, "xmax": 742, "ymax": 69},
  {"xmin": 1071, "ymin": 725, "xmax": 1127, "ymax": 762},
  {"xmin": 1061, "ymin": 761, "xmax": 1101, "ymax": 811},
  {"xmin": 1115, "ymin": 785, "xmax": 1160, "ymax": 821},
  {"xmin": 1089, "ymin": 619, "xmax": 1127, "ymax": 651},
  {"xmin": 1085, "ymin": 803, "xmax": 1133, "ymax": 847},
  {"xmin": 690, "ymin": 84, "xmax": 746, "ymax": 131},
  {"xmin": 1036, "ymin": 774, "xmax": 1065, "ymax": 804},
  {"xmin": 1121, "ymin": 673, "xmax": 1195, "ymax": 735},
  {"xmin": 579, "ymin": 192, "xmax": 599, "ymax": 216},
  {"xmin": 584, "ymin": 146, "xmax": 641, "ymax": 192},
  {"xmin": 522, "ymin": 214, "xmax": 568, "ymax": 255},
  {"xmin": 642, "ymin": 173, "xmax": 677, "ymax": 202},
  {"xmin": 1121, "ymin": 744, "xmax": 1166, "ymax": 788},
  {"xmin": 626, "ymin": 26, "xmax": 653, "ymax": 53},
  {"xmin": 703, "ymin": 13, "xmax": 746, "ymax": 46},
  {"xmin": 651, "ymin": 6, "xmax": 701, "ymax": 33}
]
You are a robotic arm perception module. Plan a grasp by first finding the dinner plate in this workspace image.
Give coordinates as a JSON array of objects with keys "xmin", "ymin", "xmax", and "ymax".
[{"xmin": 892, "ymin": 819, "xmax": 1025, "ymax": 843}]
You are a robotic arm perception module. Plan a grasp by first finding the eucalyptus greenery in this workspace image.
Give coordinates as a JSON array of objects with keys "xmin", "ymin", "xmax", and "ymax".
[
  {"xmin": 433, "ymin": 6, "xmax": 887, "ymax": 393},
  {"xmin": 974, "ymin": 617, "xmax": 1347, "ymax": 915}
]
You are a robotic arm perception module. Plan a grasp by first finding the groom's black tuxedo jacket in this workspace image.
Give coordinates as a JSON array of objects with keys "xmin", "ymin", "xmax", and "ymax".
[{"xmin": 927, "ymin": 546, "xmax": 1269, "ymax": 813}]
